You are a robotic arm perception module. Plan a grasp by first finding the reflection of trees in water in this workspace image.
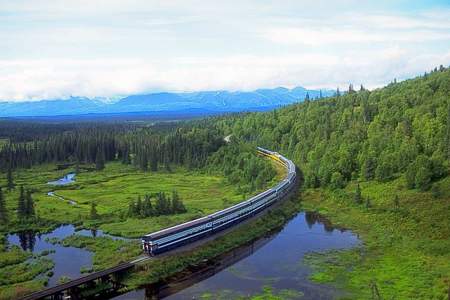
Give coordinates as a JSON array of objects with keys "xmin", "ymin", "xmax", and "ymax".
[
  {"xmin": 18, "ymin": 231, "xmax": 36, "ymax": 251},
  {"xmin": 304, "ymin": 211, "xmax": 345, "ymax": 233},
  {"xmin": 305, "ymin": 211, "xmax": 317, "ymax": 229}
]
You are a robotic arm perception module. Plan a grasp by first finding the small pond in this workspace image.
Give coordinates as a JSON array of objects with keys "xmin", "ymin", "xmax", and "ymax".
[
  {"xmin": 47, "ymin": 173, "xmax": 76, "ymax": 186},
  {"xmin": 7, "ymin": 225, "xmax": 129, "ymax": 287}
]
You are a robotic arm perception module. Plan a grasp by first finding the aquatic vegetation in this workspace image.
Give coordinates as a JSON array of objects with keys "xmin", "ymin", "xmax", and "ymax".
[
  {"xmin": 302, "ymin": 176, "xmax": 450, "ymax": 299},
  {"xmin": 57, "ymin": 235, "xmax": 141, "ymax": 271},
  {"xmin": 200, "ymin": 285, "xmax": 303, "ymax": 300}
]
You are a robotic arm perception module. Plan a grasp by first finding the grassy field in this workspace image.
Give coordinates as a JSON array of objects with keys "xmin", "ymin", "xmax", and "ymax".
[
  {"xmin": 0, "ymin": 156, "xmax": 284, "ymax": 299},
  {"xmin": 0, "ymin": 162, "xmax": 263, "ymax": 236},
  {"xmin": 301, "ymin": 176, "xmax": 450, "ymax": 300}
]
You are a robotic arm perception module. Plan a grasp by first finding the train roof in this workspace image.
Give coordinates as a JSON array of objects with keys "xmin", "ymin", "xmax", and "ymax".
[
  {"xmin": 143, "ymin": 147, "xmax": 296, "ymax": 242},
  {"xmin": 144, "ymin": 215, "xmax": 211, "ymax": 240}
]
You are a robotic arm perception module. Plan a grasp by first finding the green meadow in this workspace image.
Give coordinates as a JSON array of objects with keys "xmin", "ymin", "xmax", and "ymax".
[
  {"xmin": 0, "ymin": 156, "xmax": 285, "ymax": 299},
  {"xmin": 0, "ymin": 162, "xmax": 258, "ymax": 236},
  {"xmin": 302, "ymin": 176, "xmax": 450, "ymax": 299}
]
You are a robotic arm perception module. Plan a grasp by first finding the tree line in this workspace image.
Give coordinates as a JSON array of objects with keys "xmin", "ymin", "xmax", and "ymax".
[
  {"xmin": 207, "ymin": 141, "xmax": 277, "ymax": 194},
  {"xmin": 127, "ymin": 191, "xmax": 187, "ymax": 218},
  {"xmin": 0, "ymin": 122, "xmax": 225, "ymax": 174},
  {"xmin": 0, "ymin": 185, "xmax": 36, "ymax": 224},
  {"xmin": 214, "ymin": 66, "xmax": 450, "ymax": 192}
]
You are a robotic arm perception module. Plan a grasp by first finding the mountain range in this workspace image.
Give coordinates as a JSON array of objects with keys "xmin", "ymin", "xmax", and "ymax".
[{"xmin": 0, "ymin": 87, "xmax": 334, "ymax": 117}]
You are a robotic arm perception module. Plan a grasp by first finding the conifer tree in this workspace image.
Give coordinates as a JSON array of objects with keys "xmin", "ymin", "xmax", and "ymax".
[
  {"xmin": 90, "ymin": 202, "xmax": 98, "ymax": 219},
  {"xmin": 95, "ymin": 149, "xmax": 105, "ymax": 171},
  {"xmin": 365, "ymin": 197, "xmax": 371, "ymax": 209},
  {"xmin": 136, "ymin": 195, "xmax": 143, "ymax": 217},
  {"xmin": 393, "ymin": 195, "xmax": 400, "ymax": 210},
  {"xmin": 348, "ymin": 84, "xmax": 355, "ymax": 93},
  {"xmin": 25, "ymin": 190, "xmax": 35, "ymax": 217},
  {"xmin": 139, "ymin": 151, "xmax": 148, "ymax": 171},
  {"xmin": 17, "ymin": 186, "xmax": 26, "ymax": 219},
  {"xmin": 0, "ymin": 187, "xmax": 7, "ymax": 223},
  {"xmin": 155, "ymin": 192, "xmax": 168, "ymax": 215},
  {"xmin": 143, "ymin": 194, "xmax": 153, "ymax": 217},
  {"xmin": 354, "ymin": 184, "xmax": 362, "ymax": 204},
  {"xmin": 150, "ymin": 152, "xmax": 158, "ymax": 172},
  {"xmin": 171, "ymin": 190, "xmax": 186, "ymax": 213},
  {"xmin": 7, "ymin": 166, "xmax": 14, "ymax": 191},
  {"xmin": 128, "ymin": 200, "xmax": 135, "ymax": 217}
]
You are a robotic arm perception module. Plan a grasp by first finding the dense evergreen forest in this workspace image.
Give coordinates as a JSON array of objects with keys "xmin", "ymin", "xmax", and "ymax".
[
  {"xmin": 216, "ymin": 66, "xmax": 450, "ymax": 192},
  {"xmin": 0, "ymin": 121, "xmax": 224, "ymax": 172}
]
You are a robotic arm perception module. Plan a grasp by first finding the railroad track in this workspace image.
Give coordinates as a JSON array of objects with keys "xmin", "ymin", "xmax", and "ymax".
[{"xmin": 20, "ymin": 147, "xmax": 296, "ymax": 300}]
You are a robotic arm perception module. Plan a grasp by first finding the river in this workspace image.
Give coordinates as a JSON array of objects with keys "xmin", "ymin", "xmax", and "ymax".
[{"xmin": 114, "ymin": 211, "xmax": 360, "ymax": 300}]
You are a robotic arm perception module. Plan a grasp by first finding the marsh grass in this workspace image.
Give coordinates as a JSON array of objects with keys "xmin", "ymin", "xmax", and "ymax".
[{"xmin": 302, "ymin": 176, "xmax": 450, "ymax": 299}]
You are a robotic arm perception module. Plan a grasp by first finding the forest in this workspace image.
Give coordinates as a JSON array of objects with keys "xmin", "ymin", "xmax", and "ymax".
[
  {"xmin": 215, "ymin": 66, "xmax": 449, "ymax": 192},
  {"xmin": 0, "ymin": 66, "xmax": 449, "ymax": 299}
]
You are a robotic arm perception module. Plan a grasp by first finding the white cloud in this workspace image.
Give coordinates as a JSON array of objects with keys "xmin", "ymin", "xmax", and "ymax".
[
  {"xmin": 0, "ymin": 1, "xmax": 450, "ymax": 101},
  {"xmin": 1, "ymin": 48, "xmax": 449, "ymax": 101}
]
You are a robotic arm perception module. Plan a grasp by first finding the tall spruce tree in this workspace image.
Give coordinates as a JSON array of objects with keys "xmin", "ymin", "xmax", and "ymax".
[
  {"xmin": 95, "ymin": 149, "xmax": 105, "ymax": 171},
  {"xmin": 150, "ymin": 152, "xmax": 158, "ymax": 172},
  {"xmin": 135, "ymin": 195, "xmax": 143, "ymax": 217},
  {"xmin": 128, "ymin": 200, "xmax": 135, "ymax": 217},
  {"xmin": 143, "ymin": 195, "xmax": 153, "ymax": 217},
  {"xmin": 25, "ymin": 190, "xmax": 35, "ymax": 217},
  {"xmin": 17, "ymin": 186, "xmax": 26, "ymax": 219},
  {"xmin": 0, "ymin": 187, "xmax": 7, "ymax": 223},
  {"xmin": 171, "ymin": 190, "xmax": 186, "ymax": 213},
  {"xmin": 90, "ymin": 202, "xmax": 98, "ymax": 219}
]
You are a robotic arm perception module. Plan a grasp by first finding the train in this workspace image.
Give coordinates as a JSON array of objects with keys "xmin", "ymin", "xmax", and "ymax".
[{"xmin": 141, "ymin": 147, "xmax": 297, "ymax": 255}]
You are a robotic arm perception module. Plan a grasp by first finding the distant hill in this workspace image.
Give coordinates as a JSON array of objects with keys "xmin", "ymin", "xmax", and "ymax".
[
  {"xmin": 0, "ymin": 87, "xmax": 333, "ymax": 117},
  {"xmin": 220, "ymin": 67, "xmax": 450, "ymax": 190}
]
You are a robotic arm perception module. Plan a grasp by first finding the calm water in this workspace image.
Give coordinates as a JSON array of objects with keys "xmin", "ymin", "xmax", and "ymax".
[
  {"xmin": 115, "ymin": 211, "xmax": 360, "ymax": 300},
  {"xmin": 47, "ymin": 173, "xmax": 76, "ymax": 186},
  {"xmin": 7, "ymin": 225, "xmax": 128, "ymax": 287}
]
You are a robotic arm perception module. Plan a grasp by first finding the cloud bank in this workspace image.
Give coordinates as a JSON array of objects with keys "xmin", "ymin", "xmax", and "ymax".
[{"xmin": 1, "ymin": 0, "xmax": 450, "ymax": 101}]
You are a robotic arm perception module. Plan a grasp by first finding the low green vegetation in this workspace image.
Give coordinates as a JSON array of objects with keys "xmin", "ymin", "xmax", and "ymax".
[
  {"xmin": 54, "ymin": 235, "xmax": 141, "ymax": 271},
  {"xmin": 0, "ymin": 137, "xmax": 279, "ymax": 299},
  {"xmin": 301, "ymin": 176, "xmax": 450, "ymax": 299},
  {"xmin": 0, "ymin": 162, "xmax": 259, "ymax": 236},
  {"xmin": 199, "ymin": 286, "xmax": 303, "ymax": 299}
]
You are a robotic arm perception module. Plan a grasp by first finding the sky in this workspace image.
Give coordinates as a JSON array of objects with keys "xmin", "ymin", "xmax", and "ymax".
[{"xmin": 1, "ymin": 0, "xmax": 450, "ymax": 101}]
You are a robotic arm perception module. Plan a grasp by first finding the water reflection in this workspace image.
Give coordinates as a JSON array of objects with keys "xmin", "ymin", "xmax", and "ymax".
[
  {"xmin": 17, "ymin": 231, "xmax": 37, "ymax": 251},
  {"xmin": 114, "ymin": 211, "xmax": 360, "ymax": 300},
  {"xmin": 7, "ymin": 225, "xmax": 129, "ymax": 287}
]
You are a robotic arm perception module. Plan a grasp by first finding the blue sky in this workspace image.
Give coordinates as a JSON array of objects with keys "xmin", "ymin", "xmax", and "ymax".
[{"xmin": 1, "ymin": 0, "xmax": 450, "ymax": 101}]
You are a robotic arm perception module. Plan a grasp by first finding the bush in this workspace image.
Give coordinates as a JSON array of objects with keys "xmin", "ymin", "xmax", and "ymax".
[
  {"xmin": 431, "ymin": 184, "xmax": 442, "ymax": 199},
  {"xmin": 405, "ymin": 163, "xmax": 416, "ymax": 189},
  {"xmin": 330, "ymin": 172, "xmax": 344, "ymax": 189},
  {"xmin": 415, "ymin": 166, "xmax": 432, "ymax": 191}
]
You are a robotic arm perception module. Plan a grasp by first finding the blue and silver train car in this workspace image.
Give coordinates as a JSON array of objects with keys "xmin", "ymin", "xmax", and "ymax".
[{"xmin": 141, "ymin": 147, "xmax": 296, "ymax": 255}]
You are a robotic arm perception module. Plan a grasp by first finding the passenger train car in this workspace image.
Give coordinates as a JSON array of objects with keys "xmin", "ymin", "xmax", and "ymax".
[{"xmin": 141, "ymin": 147, "xmax": 296, "ymax": 255}]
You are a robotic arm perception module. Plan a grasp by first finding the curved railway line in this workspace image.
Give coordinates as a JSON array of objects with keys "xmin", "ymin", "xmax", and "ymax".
[{"xmin": 20, "ymin": 147, "xmax": 297, "ymax": 300}]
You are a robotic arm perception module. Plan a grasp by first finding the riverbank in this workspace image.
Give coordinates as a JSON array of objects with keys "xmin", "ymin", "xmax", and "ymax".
[
  {"xmin": 122, "ymin": 190, "xmax": 302, "ymax": 292},
  {"xmin": 301, "ymin": 176, "xmax": 450, "ymax": 299}
]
